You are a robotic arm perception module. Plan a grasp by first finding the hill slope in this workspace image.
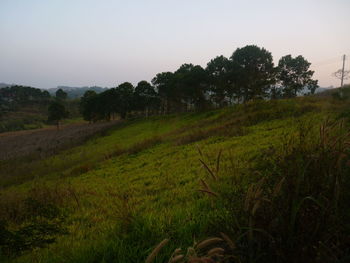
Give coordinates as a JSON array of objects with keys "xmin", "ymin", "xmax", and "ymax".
[{"xmin": 0, "ymin": 96, "xmax": 349, "ymax": 262}]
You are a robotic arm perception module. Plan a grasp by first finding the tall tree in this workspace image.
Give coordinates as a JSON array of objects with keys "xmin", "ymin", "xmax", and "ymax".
[
  {"xmin": 80, "ymin": 90, "xmax": 98, "ymax": 122},
  {"xmin": 98, "ymin": 88, "xmax": 118, "ymax": 120},
  {"xmin": 174, "ymin": 64, "xmax": 208, "ymax": 111},
  {"xmin": 134, "ymin": 81, "xmax": 159, "ymax": 117},
  {"xmin": 230, "ymin": 45, "xmax": 275, "ymax": 102},
  {"xmin": 206, "ymin": 56, "xmax": 231, "ymax": 106},
  {"xmin": 152, "ymin": 72, "xmax": 176, "ymax": 114},
  {"xmin": 277, "ymin": 55, "xmax": 318, "ymax": 97},
  {"xmin": 115, "ymin": 82, "xmax": 134, "ymax": 119},
  {"xmin": 48, "ymin": 101, "xmax": 69, "ymax": 129}
]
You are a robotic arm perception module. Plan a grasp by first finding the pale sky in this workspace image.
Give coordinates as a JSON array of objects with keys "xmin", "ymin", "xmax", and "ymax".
[{"xmin": 0, "ymin": 0, "xmax": 349, "ymax": 89}]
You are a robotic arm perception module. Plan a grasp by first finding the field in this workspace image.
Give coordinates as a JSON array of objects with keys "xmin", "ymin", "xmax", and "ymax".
[
  {"xmin": 0, "ymin": 120, "xmax": 121, "ymax": 160},
  {"xmin": 0, "ymin": 99, "xmax": 81, "ymax": 133},
  {"xmin": 0, "ymin": 96, "xmax": 349, "ymax": 262}
]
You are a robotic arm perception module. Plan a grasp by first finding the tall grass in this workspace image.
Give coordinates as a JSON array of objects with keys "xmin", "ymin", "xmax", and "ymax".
[{"xmin": 160, "ymin": 118, "xmax": 350, "ymax": 262}]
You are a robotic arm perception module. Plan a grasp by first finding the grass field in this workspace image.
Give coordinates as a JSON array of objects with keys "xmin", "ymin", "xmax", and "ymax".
[{"xmin": 1, "ymin": 96, "xmax": 349, "ymax": 262}]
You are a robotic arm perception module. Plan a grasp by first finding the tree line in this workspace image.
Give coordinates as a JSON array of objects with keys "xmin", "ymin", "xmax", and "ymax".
[
  {"xmin": 80, "ymin": 45, "xmax": 318, "ymax": 122},
  {"xmin": 0, "ymin": 85, "xmax": 73, "ymax": 129}
]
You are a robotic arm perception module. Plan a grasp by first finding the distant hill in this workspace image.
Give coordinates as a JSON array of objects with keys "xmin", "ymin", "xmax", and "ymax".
[
  {"xmin": 315, "ymin": 87, "xmax": 333, "ymax": 93},
  {"xmin": 0, "ymin": 83, "xmax": 15, "ymax": 88},
  {"xmin": 47, "ymin": 86, "xmax": 109, "ymax": 99},
  {"xmin": 314, "ymin": 85, "xmax": 350, "ymax": 97}
]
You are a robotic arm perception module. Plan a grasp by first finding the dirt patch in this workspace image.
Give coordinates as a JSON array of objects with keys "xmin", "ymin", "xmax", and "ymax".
[{"xmin": 0, "ymin": 121, "xmax": 121, "ymax": 160}]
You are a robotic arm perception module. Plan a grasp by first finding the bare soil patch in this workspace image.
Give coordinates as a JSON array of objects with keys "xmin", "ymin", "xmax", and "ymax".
[{"xmin": 0, "ymin": 121, "xmax": 121, "ymax": 160}]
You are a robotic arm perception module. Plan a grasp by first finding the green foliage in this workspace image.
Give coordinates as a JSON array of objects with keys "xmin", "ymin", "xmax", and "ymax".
[
  {"xmin": 47, "ymin": 101, "xmax": 69, "ymax": 128},
  {"xmin": 0, "ymin": 198, "xmax": 66, "ymax": 257},
  {"xmin": 174, "ymin": 64, "xmax": 209, "ymax": 110},
  {"xmin": 230, "ymin": 45, "xmax": 275, "ymax": 102},
  {"xmin": 115, "ymin": 82, "xmax": 135, "ymax": 119},
  {"xmin": 76, "ymin": 45, "xmax": 321, "ymax": 122},
  {"xmin": 80, "ymin": 90, "xmax": 98, "ymax": 122},
  {"xmin": 277, "ymin": 54, "xmax": 318, "ymax": 97},
  {"xmin": 0, "ymin": 86, "xmax": 82, "ymax": 133},
  {"xmin": 0, "ymin": 86, "xmax": 51, "ymax": 119},
  {"xmin": 134, "ymin": 81, "xmax": 160, "ymax": 115},
  {"xmin": 152, "ymin": 71, "xmax": 177, "ymax": 113},
  {"xmin": 206, "ymin": 55, "xmax": 231, "ymax": 106},
  {"xmin": 0, "ymin": 86, "xmax": 50, "ymax": 106},
  {"xmin": 0, "ymin": 116, "xmax": 45, "ymax": 133}
]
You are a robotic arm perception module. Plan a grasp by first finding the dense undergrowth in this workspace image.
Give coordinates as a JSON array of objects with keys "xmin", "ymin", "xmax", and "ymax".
[{"xmin": 0, "ymin": 95, "xmax": 349, "ymax": 262}]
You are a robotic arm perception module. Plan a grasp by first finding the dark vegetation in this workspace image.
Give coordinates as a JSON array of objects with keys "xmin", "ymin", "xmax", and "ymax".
[
  {"xmin": 1, "ymin": 45, "xmax": 318, "ymax": 131},
  {"xmin": 48, "ymin": 100, "xmax": 69, "ymax": 129},
  {"xmin": 0, "ymin": 86, "xmax": 51, "ymax": 132},
  {"xmin": 47, "ymin": 86, "xmax": 108, "ymax": 99},
  {"xmin": 0, "ymin": 86, "xmax": 80, "ymax": 133},
  {"xmin": 79, "ymin": 45, "xmax": 318, "ymax": 122}
]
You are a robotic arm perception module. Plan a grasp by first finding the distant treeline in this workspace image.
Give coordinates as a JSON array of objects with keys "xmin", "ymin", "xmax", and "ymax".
[
  {"xmin": 47, "ymin": 86, "xmax": 108, "ymax": 99},
  {"xmin": 80, "ymin": 45, "xmax": 318, "ymax": 121},
  {"xmin": 0, "ymin": 86, "xmax": 79, "ymax": 129},
  {"xmin": 0, "ymin": 85, "xmax": 51, "ymax": 112}
]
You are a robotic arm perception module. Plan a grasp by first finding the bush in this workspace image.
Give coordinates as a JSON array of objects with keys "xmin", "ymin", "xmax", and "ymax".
[{"xmin": 0, "ymin": 184, "xmax": 77, "ymax": 258}]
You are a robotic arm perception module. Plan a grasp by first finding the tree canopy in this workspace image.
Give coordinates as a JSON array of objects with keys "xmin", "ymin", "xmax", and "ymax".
[
  {"xmin": 230, "ymin": 45, "xmax": 275, "ymax": 102},
  {"xmin": 277, "ymin": 55, "xmax": 318, "ymax": 97},
  {"xmin": 48, "ymin": 101, "xmax": 69, "ymax": 129},
  {"xmin": 55, "ymin": 89, "xmax": 68, "ymax": 100},
  {"xmin": 79, "ymin": 45, "xmax": 319, "ymax": 121}
]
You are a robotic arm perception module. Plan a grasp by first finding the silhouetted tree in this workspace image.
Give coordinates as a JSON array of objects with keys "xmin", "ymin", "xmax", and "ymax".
[
  {"xmin": 174, "ymin": 64, "xmax": 209, "ymax": 111},
  {"xmin": 206, "ymin": 56, "xmax": 231, "ymax": 107},
  {"xmin": 152, "ymin": 72, "xmax": 176, "ymax": 114},
  {"xmin": 48, "ymin": 101, "xmax": 69, "ymax": 129},
  {"xmin": 55, "ymin": 89, "xmax": 68, "ymax": 100},
  {"xmin": 230, "ymin": 45, "xmax": 275, "ymax": 102},
  {"xmin": 42, "ymin": 90, "xmax": 51, "ymax": 98},
  {"xmin": 80, "ymin": 90, "xmax": 98, "ymax": 122},
  {"xmin": 134, "ymin": 81, "xmax": 159, "ymax": 117},
  {"xmin": 277, "ymin": 55, "xmax": 318, "ymax": 97},
  {"xmin": 115, "ymin": 82, "xmax": 134, "ymax": 119},
  {"xmin": 75, "ymin": 45, "xmax": 320, "ymax": 120}
]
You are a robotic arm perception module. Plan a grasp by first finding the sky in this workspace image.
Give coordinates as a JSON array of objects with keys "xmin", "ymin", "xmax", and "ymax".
[{"xmin": 0, "ymin": 0, "xmax": 349, "ymax": 89}]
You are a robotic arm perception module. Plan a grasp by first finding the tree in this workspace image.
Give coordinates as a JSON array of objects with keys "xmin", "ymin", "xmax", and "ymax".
[
  {"xmin": 277, "ymin": 55, "xmax": 318, "ymax": 97},
  {"xmin": 206, "ymin": 56, "xmax": 231, "ymax": 106},
  {"xmin": 134, "ymin": 81, "xmax": 159, "ymax": 117},
  {"xmin": 230, "ymin": 45, "xmax": 275, "ymax": 102},
  {"xmin": 80, "ymin": 90, "xmax": 98, "ymax": 122},
  {"xmin": 152, "ymin": 72, "xmax": 176, "ymax": 114},
  {"xmin": 174, "ymin": 64, "xmax": 209, "ymax": 111},
  {"xmin": 48, "ymin": 101, "xmax": 69, "ymax": 129},
  {"xmin": 114, "ymin": 82, "xmax": 134, "ymax": 119},
  {"xmin": 41, "ymin": 90, "xmax": 51, "ymax": 99},
  {"xmin": 55, "ymin": 89, "xmax": 68, "ymax": 100}
]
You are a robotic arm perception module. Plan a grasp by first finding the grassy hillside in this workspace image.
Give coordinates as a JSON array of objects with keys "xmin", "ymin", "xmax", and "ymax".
[{"xmin": 0, "ymin": 96, "xmax": 349, "ymax": 262}]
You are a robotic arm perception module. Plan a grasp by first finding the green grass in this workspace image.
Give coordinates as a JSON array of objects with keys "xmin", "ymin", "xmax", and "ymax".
[{"xmin": 1, "ymin": 96, "xmax": 349, "ymax": 262}]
